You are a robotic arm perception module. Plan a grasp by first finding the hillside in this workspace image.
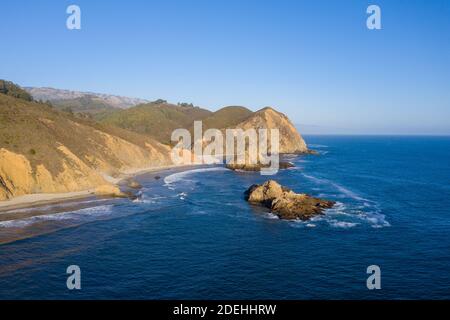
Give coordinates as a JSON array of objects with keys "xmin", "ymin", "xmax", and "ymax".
[
  {"xmin": 0, "ymin": 80, "xmax": 33, "ymax": 101},
  {"xmin": 236, "ymin": 107, "xmax": 308, "ymax": 153},
  {"xmin": 199, "ymin": 106, "xmax": 253, "ymax": 131},
  {"xmin": 99, "ymin": 102, "xmax": 212, "ymax": 144},
  {"xmin": 100, "ymin": 102, "xmax": 307, "ymax": 153},
  {"xmin": 0, "ymin": 90, "xmax": 171, "ymax": 201}
]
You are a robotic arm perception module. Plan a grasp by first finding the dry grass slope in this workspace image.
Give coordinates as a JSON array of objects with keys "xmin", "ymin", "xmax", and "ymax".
[{"xmin": 0, "ymin": 93, "xmax": 171, "ymax": 200}]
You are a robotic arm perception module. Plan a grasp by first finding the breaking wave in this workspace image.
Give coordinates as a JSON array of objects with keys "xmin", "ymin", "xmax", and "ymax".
[
  {"xmin": 0, "ymin": 205, "xmax": 114, "ymax": 229},
  {"xmin": 164, "ymin": 167, "xmax": 228, "ymax": 186},
  {"xmin": 0, "ymin": 198, "xmax": 110, "ymax": 215}
]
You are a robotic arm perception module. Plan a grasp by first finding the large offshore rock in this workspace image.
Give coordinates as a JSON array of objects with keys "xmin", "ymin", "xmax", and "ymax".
[{"xmin": 245, "ymin": 180, "xmax": 335, "ymax": 220}]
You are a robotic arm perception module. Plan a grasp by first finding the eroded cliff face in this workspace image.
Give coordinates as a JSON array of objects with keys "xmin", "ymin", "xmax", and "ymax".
[
  {"xmin": 0, "ymin": 147, "xmax": 105, "ymax": 200},
  {"xmin": 0, "ymin": 93, "xmax": 172, "ymax": 201},
  {"xmin": 196, "ymin": 107, "xmax": 308, "ymax": 156},
  {"xmin": 236, "ymin": 107, "xmax": 308, "ymax": 154},
  {"xmin": 0, "ymin": 132, "xmax": 171, "ymax": 201}
]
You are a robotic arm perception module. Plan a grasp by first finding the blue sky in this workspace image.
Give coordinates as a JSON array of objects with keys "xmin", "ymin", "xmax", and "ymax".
[{"xmin": 1, "ymin": 0, "xmax": 449, "ymax": 134}]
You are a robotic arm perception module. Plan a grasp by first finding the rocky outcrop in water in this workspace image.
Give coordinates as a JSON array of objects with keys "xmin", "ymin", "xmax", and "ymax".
[{"xmin": 245, "ymin": 180, "xmax": 335, "ymax": 220}]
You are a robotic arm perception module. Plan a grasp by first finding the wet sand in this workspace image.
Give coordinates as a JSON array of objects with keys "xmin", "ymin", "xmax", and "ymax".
[{"xmin": 0, "ymin": 164, "xmax": 189, "ymax": 214}]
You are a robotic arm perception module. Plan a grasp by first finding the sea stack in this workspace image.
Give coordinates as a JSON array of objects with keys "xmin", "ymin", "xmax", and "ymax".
[{"xmin": 245, "ymin": 180, "xmax": 335, "ymax": 220}]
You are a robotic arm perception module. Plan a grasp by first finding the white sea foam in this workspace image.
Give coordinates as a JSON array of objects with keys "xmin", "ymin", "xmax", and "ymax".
[
  {"xmin": 325, "ymin": 202, "xmax": 351, "ymax": 216},
  {"xmin": 133, "ymin": 194, "xmax": 167, "ymax": 204},
  {"xmin": 178, "ymin": 192, "xmax": 188, "ymax": 200},
  {"xmin": 164, "ymin": 167, "xmax": 228, "ymax": 186},
  {"xmin": 265, "ymin": 212, "xmax": 279, "ymax": 219},
  {"xmin": 299, "ymin": 173, "xmax": 390, "ymax": 228},
  {"xmin": 0, "ymin": 205, "xmax": 113, "ymax": 229},
  {"xmin": 133, "ymin": 198, "xmax": 156, "ymax": 204},
  {"xmin": 356, "ymin": 210, "xmax": 390, "ymax": 228},
  {"xmin": 329, "ymin": 220, "xmax": 359, "ymax": 228},
  {"xmin": 0, "ymin": 198, "xmax": 110, "ymax": 215}
]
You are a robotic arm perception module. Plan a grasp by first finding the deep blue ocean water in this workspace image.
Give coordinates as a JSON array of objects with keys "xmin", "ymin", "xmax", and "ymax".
[{"xmin": 0, "ymin": 136, "xmax": 449, "ymax": 299}]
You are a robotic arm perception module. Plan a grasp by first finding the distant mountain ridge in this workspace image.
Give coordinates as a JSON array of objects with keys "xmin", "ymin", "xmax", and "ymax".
[{"xmin": 25, "ymin": 86, "xmax": 149, "ymax": 109}]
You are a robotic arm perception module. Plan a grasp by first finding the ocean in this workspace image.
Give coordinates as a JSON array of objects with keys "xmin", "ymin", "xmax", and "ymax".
[{"xmin": 0, "ymin": 135, "xmax": 449, "ymax": 299}]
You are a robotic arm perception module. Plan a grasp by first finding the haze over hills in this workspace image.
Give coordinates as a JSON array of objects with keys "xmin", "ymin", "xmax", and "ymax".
[
  {"xmin": 24, "ymin": 86, "xmax": 149, "ymax": 113},
  {"xmin": 1, "ymin": 80, "xmax": 308, "ymax": 202}
]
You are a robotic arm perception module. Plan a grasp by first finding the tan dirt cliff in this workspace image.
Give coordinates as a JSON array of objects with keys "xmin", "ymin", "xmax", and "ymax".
[{"xmin": 0, "ymin": 94, "xmax": 171, "ymax": 201}]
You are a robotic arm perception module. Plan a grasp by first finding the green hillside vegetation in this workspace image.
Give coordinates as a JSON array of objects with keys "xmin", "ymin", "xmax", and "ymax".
[
  {"xmin": 100, "ymin": 103, "xmax": 255, "ymax": 144},
  {"xmin": 99, "ymin": 102, "xmax": 212, "ymax": 144},
  {"xmin": 3, "ymin": 80, "xmax": 255, "ymax": 147},
  {"xmin": 0, "ymin": 80, "xmax": 33, "ymax": 101},
  {"xmin": 200, "ymin": 106, "xmax": 253, "ymax": 130}
]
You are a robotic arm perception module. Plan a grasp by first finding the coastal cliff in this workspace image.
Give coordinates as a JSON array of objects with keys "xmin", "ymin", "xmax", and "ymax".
[
  {"xmin": 0, "ymin": 91, "xmax": 171, "ymax": 201},
  {"xmin": 1, "ymin": 81, "xmax": 309, "ymax": 203},
  {"xmin": 100, "ymin": 103, "xmax": 308, "ymax": 154},
  {"xmin": 235, "ymin": 107, "xmax": 308, "ymax": 154}
]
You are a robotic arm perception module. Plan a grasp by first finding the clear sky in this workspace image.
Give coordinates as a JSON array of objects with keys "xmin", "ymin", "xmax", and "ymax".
[{"xmin": 1, "ymin": 0, "xmax": 449, "ymax": 134}]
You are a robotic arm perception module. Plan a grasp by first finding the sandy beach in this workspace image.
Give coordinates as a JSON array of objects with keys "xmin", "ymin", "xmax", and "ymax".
[{"xmin": 0, "ymin": 163, "xmax": 190, "ymax": 214}]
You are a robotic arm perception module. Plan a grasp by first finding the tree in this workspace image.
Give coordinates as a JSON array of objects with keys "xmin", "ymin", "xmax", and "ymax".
[{"xmin": 0, "ymin": 80, "xmax": 33, "ymax": 101}]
